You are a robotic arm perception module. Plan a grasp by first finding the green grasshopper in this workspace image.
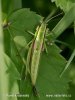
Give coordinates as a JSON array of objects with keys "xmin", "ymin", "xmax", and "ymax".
[
  {"xmin": 25, "ymin": 13, "xmax": 63, "ymax": 96},
  {"xmin": 3, "ymin": 12, "xmax": 63, "ymax": 96},
  {"xmin": 26, "ymin": 22, "xmax": 46, "ymax": 96}
]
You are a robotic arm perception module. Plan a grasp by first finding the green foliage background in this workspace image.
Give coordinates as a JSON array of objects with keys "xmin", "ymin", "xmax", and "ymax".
[{"xmin": 0, "ymin": 0, "xmax": 75, "ymax": 100}]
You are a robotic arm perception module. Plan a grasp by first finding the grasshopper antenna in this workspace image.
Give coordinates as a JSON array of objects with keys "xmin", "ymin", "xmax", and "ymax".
[{"xmin": 45, "ymin": 12, "xmax": 64, "ymax": 24}]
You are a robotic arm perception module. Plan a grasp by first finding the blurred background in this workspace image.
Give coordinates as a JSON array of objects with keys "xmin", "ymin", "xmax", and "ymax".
[
  {"xmin": 2, "ymin": 0, "xmax": 75, "ymax": 99},
  {"xmin": 22, "ymin": 0, "xmax": 75, "ymax": 100}
]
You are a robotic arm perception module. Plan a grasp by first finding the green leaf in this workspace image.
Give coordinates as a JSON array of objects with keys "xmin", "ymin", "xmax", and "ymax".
[
  {"xmin": 4, "ymin": 53, "xmax": 20, "ymax": 100},
  {"xmin": 18, "ymin": 44, "xmax": 70, "ymax": 100},
  {"xmin": 14, "ymin": 36, "xmax": 27, "ymax": 47},
  {"xmin": 0, "ymin": 2, "xmax": 9, "ymax": 100},
  {"xmin": 49, "ymin": 5, "xmax": 75, "ymax": 39},
  {"xmin": 4, "ymin": 53, "xmax": 21, "ymax": 80},
  {"xmin": 51, "ymin": 0, "xmax": 75, "ymax": 12},
  {"xmin": 8, "ymin": 8, "xmax": 43, "ymax": 47},
  {"xmin": 2, "ymin": 0, "xmax": 22, "ymax": 14},
  {"xmin": 69, "ymin": 64, "xmax": 75, "ymax": 84},
  {"xmin": 68, "ymin": 82, "xmax": 75, "ymax": 100},
  {"xmin": 6, "ymin": 8, "xmax": 70, "ymax": 100},
  {"xmin": 36, "ymin": 44, "xmax": 70, "ymax": 100},
  {"xmin": 60, "ymin": 49, "xmax": 75, "ymax": 77},
  {"xmin": 6, "ymin": 8, "xmax": 43, "ymax": 74}
]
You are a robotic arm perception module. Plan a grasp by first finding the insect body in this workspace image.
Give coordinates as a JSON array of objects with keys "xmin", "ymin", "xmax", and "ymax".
[
  {"xmin": 31, "ymin": 23, "xmax": 46, "ymax": 86},
  {"xmin": 26, "ymin": 13, "xmax": 63, "ymax": 96},
  {"xmin": 26, "ymin": 22, "xmax": 46, "ymax": 93}
]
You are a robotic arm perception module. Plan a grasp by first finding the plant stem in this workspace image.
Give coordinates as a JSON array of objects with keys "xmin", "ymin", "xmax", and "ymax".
[{"xmin": 0, "ymin": 1, "xmax": 9, "ymax": 100}]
